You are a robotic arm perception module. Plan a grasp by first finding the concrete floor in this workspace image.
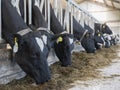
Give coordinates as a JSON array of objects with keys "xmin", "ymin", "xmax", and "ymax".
[
  {"xmin": 68, "ymin": 1, "xmax": 120, "ymax": 90},
  {"xmin": 69, "ymin": 49, "xmax": 120, "ymax": 90}
]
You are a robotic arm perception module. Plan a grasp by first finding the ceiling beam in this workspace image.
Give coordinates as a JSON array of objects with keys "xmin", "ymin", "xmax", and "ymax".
[
  {"xmin": 108, "ymin": 0, "xmax": 120, "ymax": 4},
  {"xmin": 89, "ymin": 0, "xmax": 120, "ymax": 10}
]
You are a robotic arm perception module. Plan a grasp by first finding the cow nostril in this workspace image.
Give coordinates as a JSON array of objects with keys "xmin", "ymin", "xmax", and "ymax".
[{"xmin": 36, "ymin": 53, "xmax": 40, "ymax": 57}]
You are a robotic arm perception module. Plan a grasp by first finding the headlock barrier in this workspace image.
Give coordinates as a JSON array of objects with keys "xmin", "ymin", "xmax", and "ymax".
[
  {"xmin": 0, "ymin": 0, "xmax": 101, "ymax": 42},
  {"xmin": 0, "ymin": 0, "xmax": 112, "ymax": 84}
]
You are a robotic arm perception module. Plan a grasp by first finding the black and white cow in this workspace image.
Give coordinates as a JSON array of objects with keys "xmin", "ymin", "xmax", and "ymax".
[
  {"xmin": 94, "ymin": 23, "xmax": 113, "ymax": 49},
  {"xmin": 62, "ymin": 9, "xmax": 96, "ymax": 53},
  {"xmin": 22, "ymin": 0, "xmax": 74, "ymax": 66},
  {"xmin": 49, "ymin": 5, "xmax": 74, "ymax": 66},
  {"xmin": 1, "ymin": 0, "xmax": 59, "ymax": 84},
  {"xmin": 18, "ymin": 0, "xmax": 74, "ymax": 67},
  {"xmin": 73, "ymin": 18, "xmax": 96, "ymax": 53},
  {"xmin": 84, "ymin": 23, "xmax": 105, "ymax": 49},
  {"xmin": 103, "ymin": 34, "xmax": 111, "ymax": 48},
  {"xmin": 94, "ymin": 23, "xmax": 113, "ymax": 35}
]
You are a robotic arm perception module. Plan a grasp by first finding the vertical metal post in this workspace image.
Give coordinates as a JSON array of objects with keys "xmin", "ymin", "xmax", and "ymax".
[
  {"xmin": 58, "ymin": 0, "xmax": 61, "ymax": 23},
  {"xmin": 47, "ymin": 0, "xmax": 50, "ymax": 30},
  {"xmin": 53, "ymin": 0, "xmax": 58, "ymax": 17},
  {"xmin": 0, "ymin": 0, "xmax": 1, "ymax": 41},
  {"xmin": 24, "ymin": 0, "xmax": 27, "ymax": 23},
  {"xmin": 80, "ymin": 12, "xmax": 84, "ymax": 28},
  {"xmin": 44, "ymin": 0, "xmax": 47, "ymax": 21},
  {"xmin": 60, "ymin": 0, "xmax": 63, "ymax": 25},
  {"xmin": 40, "ymin": 0, "xmax": 44, "ymax": 12},
  {"xmin": 70, "ymin": 6, "xmax": 73, "ymax": 34},
  {"xmin": 28, "ymin": 0, "xmax": 32, "ymax": 25},
  {"xmin": 66, "ymin": 2, "xmax": 70, "ymax": 33}
]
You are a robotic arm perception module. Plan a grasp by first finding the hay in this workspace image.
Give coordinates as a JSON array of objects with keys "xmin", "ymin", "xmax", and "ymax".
[{"xmin": 0, "ymin": 45, "xmax": 119, "ymax": 90}]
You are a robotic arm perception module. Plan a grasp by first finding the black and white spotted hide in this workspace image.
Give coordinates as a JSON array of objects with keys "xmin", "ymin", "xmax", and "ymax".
[
  {"xmin": 31, "ymin": 1, "xmax": 74, "ymax": 66},
  {"xmin": 2, "ymin": 0, "xmax": 51, "ymax": 84},
  {"xmin": 94, "ymin": 23, "xmax": 113, "ymax": 49},
  {"xmin": 50, "ymin": 5, "xmax": 74, "ymax": 66},
  {"xmin": 73, "ymin": 18, "xmax": 96, "ymax": 53},
  {"xmin": 103, "ymin": 34, "xmax": 111, "ymax": 48},
  {"xmin": 110, "ymin": 34, "xmax": 119, "ymax": 45},
  {"xmin": 94, "ymin": 23, "xmax": 113, "ymax": 35}
]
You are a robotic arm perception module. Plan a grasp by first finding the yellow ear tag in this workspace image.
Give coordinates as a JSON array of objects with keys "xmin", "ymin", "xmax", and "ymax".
[
  {"xmin": 13, "ymin": 37, "xmax": 18, "ymax": 53},
  {"xmin": 98, "ymin": 33, "xmax": 101, "ymax": 37},
  {"xmin": 57, "ymin": 36, "xmax": 63, "ymax": 43},
  {"xmin": 76, "ymin": 41, "xmax": 81, "ymax": 45}
]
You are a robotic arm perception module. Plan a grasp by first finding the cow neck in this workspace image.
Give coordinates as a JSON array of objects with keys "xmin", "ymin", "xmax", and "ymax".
[
  {"xmin": 36, "ymin": 27, "xmax": 53, "ymax": 34},
  {"xmin": 50, "ymin": 5, "xmax": 65, "ymax": 34},
  {"xmin": 17, "ymin": 28, "xmax": 32, "ymax": 36},
  {"xmin": 73, "ymin": 17, "xmax": 87, "ymax": 40},
  {"xmin": 60, "ymin": 31, "xmax": 68, "ymax": 34},
  {"xmin": 79, "ymin": 30, "xmax": 88, "ymax": 42}
]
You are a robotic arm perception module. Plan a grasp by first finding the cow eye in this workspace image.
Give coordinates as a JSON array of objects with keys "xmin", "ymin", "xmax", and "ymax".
[{"xmin": 31, "ymin": 52, "xmax": 39, "ymax": 58}]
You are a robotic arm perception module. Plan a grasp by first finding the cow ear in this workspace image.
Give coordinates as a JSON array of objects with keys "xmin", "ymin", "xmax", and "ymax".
[
  {"xmin": 102, "ymin": 23, "xmax": 106, "ymax": 29},
  {"xmin": 56, "ymin": 36, "xmax": 63, "ymax": 44},
  {"xmin": 13, "ymin": 34, "xmax": 24, "ymax": 53},
  {"xmin": 13, "ymin": 34, "xmax": 24, "ymax": 45}
]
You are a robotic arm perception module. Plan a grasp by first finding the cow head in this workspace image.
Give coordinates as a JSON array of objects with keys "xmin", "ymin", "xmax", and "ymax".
[
  {"xmin": 13, "ymin": 31, "xmax": 51, "ymax": 84},
  {"xmin": 54, "ymin": 33, "xmax": 74, "ymax": 66},
  {"xmin": 81, "ymin": 32, "xmax": 96, "ymax": 53},
  {"xmin": 80, "ymin": 23, "xmax": 96, "ymax": 53},
  {"xmin": 94, "ymin": 29, "xmax": 105, "ymax": 49},
  {"xmin": 73, "ymin": 18, "xmax": 96, "ymax": 53},
  {"xmin": 95, "ymin": 23, "xmax": 113, "ymax": 35}
]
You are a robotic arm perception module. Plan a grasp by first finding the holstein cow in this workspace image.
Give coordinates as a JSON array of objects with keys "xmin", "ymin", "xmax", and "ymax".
[
  {"xmin": 62, "ymin": 10, "xmax": 96, "ymax": 53},
  {"xmin": 49, "ymin": 5, "xmax": 74, "ymax": 66},
  {"xmin": 84, "ymin": 23, "xmax": 105, "ymax": 49},
  {"xmin": 26, "ymin": 0, "xmax": 74, "ymax": 67},
  {"xmin": 17, "ymin": 0, "xmax": 74, "ymax": 67},
  {"xmin": 94, "ymin": 23, "xmax": 113, "ymax": 35},
  {"xmin": 1, "ymin": 0, "xmax": 59, "ymax": 84},
  {"xmin": 84, "ymin": 23, "xmax": 112, "ymax": 49},
  {"xmin": 94, "ymin": 23, "xmax": 113, "ymax": 49},
  {"xmin": 72, "ymin": 17, "xmax": 96, "ymax": 53}
]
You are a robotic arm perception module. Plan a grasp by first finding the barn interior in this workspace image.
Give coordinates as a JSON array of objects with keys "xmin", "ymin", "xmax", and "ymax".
[{"xmin": 0, "ymin": 0, "xmax": 120, "ymax": 90}]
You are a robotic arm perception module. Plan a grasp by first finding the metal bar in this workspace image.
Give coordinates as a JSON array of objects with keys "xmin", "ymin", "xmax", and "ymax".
[
  {"xmin": 66, "ymin": 0, "xmax": 99, "ymax": 23},
  {"xmin": 40, "ymin": 0, "xmax": 44, "ymax": 12},
  {"xmin": 44, "ymin": 0, "xmax": 47, "ymax": 21},
  {"xmin": 108, "ymin": 0, "xmax": 120, "ymax": 4},
  {"xmin": 0, "ymin": 0, "xmax": 1, "ymax": 40},
  {"xmin": 63, "ymin": 9, "xmax": 67, "ymax": 30},
  {"xmin": 58, "ymin": 0, "xmax": 61, "ymax": 23},
  {"xmin": 60, "ymin": 0, "xmax": 63, "ymax": 25},
  {"xmin": 24, "ymin": 0, "xmax": 27, "ymax": 23},
  {"xmin": 91, "ymin": 0, "xmax": 120, "ymax": 10},
  {"xmin": 66, "ymin": 2, "xmax": 70, "ymax": 33},
  {"xmin": 53, "ymin": 0, "xmax": 58, "ymax": 17},
  {"xmin": 47, "ymin": 0, "xmax": 50, "ymax": 30},
  {"xmin": 28, "ymin": 0, "xmax": 32, "ymax": 25},
  {"xmin": 70, "ymin": 6, "xmax": 73, "ymax": 34}
]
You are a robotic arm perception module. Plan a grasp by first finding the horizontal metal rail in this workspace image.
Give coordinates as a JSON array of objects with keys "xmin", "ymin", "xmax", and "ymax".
[
  {"xmin": 66, "ymin": 0, "xmax": 99, "ymax": 23},
  {"xmin": 0, "ymin": 0, "xmax": 1, "ymax": 41}
]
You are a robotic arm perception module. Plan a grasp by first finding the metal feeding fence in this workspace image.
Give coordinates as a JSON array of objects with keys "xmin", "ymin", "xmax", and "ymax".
[{"xmin": 0, "ymin": 0, "xmax": 100, "ymax": 84}]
